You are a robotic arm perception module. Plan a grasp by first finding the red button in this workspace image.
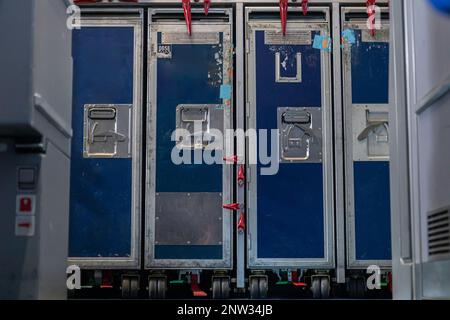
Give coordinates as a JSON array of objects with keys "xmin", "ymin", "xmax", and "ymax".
[{"xmin": 20, "ymin": 197, "xmax": 32, "ymax": 212}]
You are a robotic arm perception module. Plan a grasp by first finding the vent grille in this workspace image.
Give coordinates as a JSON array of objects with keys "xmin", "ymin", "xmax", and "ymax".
[{"xmin": 427, "ymin": 207, "xmax": 450, "ymax": 260}]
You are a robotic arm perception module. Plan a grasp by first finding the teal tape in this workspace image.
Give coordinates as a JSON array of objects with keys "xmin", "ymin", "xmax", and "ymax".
[{"xmin": 220, "ymin": 84, "xmax": 232, "ymax": 100}]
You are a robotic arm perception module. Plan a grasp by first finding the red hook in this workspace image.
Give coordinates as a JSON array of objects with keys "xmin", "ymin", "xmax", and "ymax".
[
  {"xmin": 301, "ymin": 0, "xmax": 309, "ymax": 16},
  {"xmin": 223, "ymin": 203, "xmax": 241, "ymax": 211},
  {"xmin": 279, "ymin": 0, "xmax": 288, "ymax": 36},
  {"xmin": 238, "ymin": 211, "xmax": 246, "ymax": 233},
  {"xmin": 238, "ymin": 164, "xmax": 245, "ymax": 186},
  {"xmin": 182, "ymin": 0, "xmax": 192, "ymax": 36},
  {"xmin": 367, "ymin": 0, "xmax": 377, "ymax": 37},
  {"xmin": 204, "ymin": 0, "xmax": 211, "ymax": 15}
]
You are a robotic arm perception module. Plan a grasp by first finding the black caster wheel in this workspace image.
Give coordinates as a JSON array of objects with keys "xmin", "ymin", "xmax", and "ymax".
[
  {"xmin": 122, "ymin": 276, "xmax": 139, "ymax": 299},
  {"xmin": 250, "ymin": 277, "xmax": 259, "ymax": 299},
  {"xmin": 356, "ymin": 277, "xmax": 366, "ymax": 299},
  {"xmin": 157, "ymin": 278, "xmax": 167, "ymax": 299},
  {"xmin": 212, "ymin": 278, "xmax": 221, "ymax": 299},
  {"xmin": 311, "ymin": 277, "xmax": 321, "ymax": 299},
  {"xmin": 130, "ymin": 277, "xmax": 139, "ymax": 299},
  {"xmin": 221, "ymin": 278, "xmax": 231, "ymax": 299},
  {"xmin": 249, "ymin": 276, "xmax": 268, "ymax": 299},
  {"xmin": 212, "ymin": 277, "xmax": 231, "ymax": 299},
  {"xmin": 122, "ymin": 276, "xmax": 131, "ymax": 299},
  {"xmin": 320, "ymin": 277, "xmax": 331, "ymax": 299},
  {"xmin": 347, "ymin": 277, "xmax": 366, "ymax": 299},
  {"xmin": 259, "ymin": 277, "xmax": 268, "ymax": 299},
  {"xmin": 149, "ymin": 277, "xmax": 167, "ymax": 299}
]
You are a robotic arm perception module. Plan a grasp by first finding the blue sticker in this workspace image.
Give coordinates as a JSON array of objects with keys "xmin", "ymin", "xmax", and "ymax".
[
  {"xmin": 220, "ymin": 84, "xmax": 232, "ymax": 100},
  {"xmin": 342, "ymin": 29, "xmax": 356, "ymax": 45},
  {"xmin": 313, "ymin": 35, "xmax": 332, "ymax": 52}
]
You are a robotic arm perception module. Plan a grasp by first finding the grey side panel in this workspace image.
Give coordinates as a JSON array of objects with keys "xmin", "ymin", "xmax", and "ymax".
[
  {"xmin": 389, "ymin": 0, "xmax": 414, "ymax": 300},
  {"xmin": 0, "ymin": 0, "xmax": 72, "ymax": 300},
  {"xmin": 0, "ymin": 0, "xmax": 33, "ymax": 131},
  {"xmin": 0, "ymin": 141, "xmax": 70, "ymax": 299},
  {"xmin": 0, "ymin": 0, "xmax": 72, "ymax": 155},
  {"xmin": 37, "ymin": 142, "xmax": 71, "ymax": 299},
  {"xmin": 393, "ymin": 0, "xmax": 450, "ymax": 299}
]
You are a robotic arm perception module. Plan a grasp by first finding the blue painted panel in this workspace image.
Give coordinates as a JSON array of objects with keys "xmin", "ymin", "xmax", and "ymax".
[
  {"xmin": 155, "ymin": 36, "xmax": 223, "ymax": 193},
  {"xmin": 254, "ymin": 30, "xmax": 325, "ymax": 259},
  {"xmin": 351, "ymin": 30, "xmax": 389, "ymax": 104},
  {"xmin": 155, "ymin": 245, "xmax": 222, "ymax": 260},
  {"xmin": 354, "ymin": 162, "xmax": 392, "ymax": 260},
  {"xmin": 69, "ymin": 27, "xmax": 134, "ymax": 258},
  {"xmin": 257, "ymin": 164, "xmax": 325, "ymax": 259}
]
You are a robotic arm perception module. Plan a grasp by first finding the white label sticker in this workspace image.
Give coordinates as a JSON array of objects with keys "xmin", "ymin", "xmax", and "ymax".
[
  {"xmin": 15, "ymin": 216, "xmax": 35, "ymax": 237},
  {"xmin": 16, "ymin": 194, "xmax": 36, "ymax": 215},
  {"xmin": 265, "ymin": 30, "xmax": 312, "ymax": 45},
  {"xmin": 156, "ymin": 45, "xmax": 172, "ymax": 59}
]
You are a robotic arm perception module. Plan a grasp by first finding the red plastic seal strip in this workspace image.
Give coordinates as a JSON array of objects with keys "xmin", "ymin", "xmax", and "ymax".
[
  {"xmin": 302, "ymin": 0, "xmax": 309, "ymax": 16},
  {"xmin": 279, "ymin": 0, "xmax": 288, "ymax": 36},
  {"xmin": 182, "ymin": 0, "xmax": 192, "ymax": 36}
]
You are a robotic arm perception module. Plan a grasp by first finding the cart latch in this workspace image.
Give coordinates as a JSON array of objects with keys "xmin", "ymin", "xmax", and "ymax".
[
  {"xmin": 237, "ymin": 164, "xmax": 245, "ymax": 186},
  {"xmin": 223, "ymin": 203, "xmax": 241, "ymax": 211},
  {"xmin": 237, "ymin": 211, "xmax": 246, "ymax": 233},
  {"xmin": 223, "ymin": 155, "xmax": 239, "ymax": 164}
]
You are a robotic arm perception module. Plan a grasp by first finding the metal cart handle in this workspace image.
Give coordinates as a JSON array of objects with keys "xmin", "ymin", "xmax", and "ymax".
[{"xmin": 357, "ymin": 121, "xmax": 389, "ymax": 142}]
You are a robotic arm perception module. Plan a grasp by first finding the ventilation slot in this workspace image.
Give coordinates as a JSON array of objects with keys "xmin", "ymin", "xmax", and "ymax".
[{"xmin": 427, "ymin": 207, "xmax": 450, "ymax": 260}]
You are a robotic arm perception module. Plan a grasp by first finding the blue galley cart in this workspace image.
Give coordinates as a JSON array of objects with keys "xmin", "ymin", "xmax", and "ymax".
[
  {"xmin": 245, "ymin": 7, "xmax": 335, "ymax": 272},
  {"xmin": 342, "ymin": 7, "xmax": 391, "ymax": 269},
  {"xmin": 68, "ymin": 10, "xmax": 143, "ymax": 269},
  {"xmin": 145, "ymin": 9, "xmax": 234, "ymax": 270}
]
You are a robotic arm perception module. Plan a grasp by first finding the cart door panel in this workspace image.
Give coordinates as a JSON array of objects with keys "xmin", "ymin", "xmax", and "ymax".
[
  {"xmin": 246, "ymin": 8, "xmax": 334, "ymax": 269},
  {"xmin": 146, "ymin": 10, "xmax": 233, "ymax": 269},
  {"xmin": 342, "ymin": 7, "xmax": 391, "ymax": 268},
  {"xmin": 68, "ymin": 14, "xmax": 143, "ymax": 269}
]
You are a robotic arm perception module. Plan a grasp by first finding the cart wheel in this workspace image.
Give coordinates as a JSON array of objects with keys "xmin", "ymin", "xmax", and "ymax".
[
  {"xmin": 130, "ymin": 277, "xmax": 139, "ymax": 299},
  {"xmin": 356, "ymin": 277, "xmax": 366, "ymax": 299},
  {"xmin": 346, "ymin": 278, "xmax": 356, "ymax": 298},
  {"xmin": 320, "ymin": 277, "xmax": 331, "ymax": 299},
  {"xmin": 249, "ymin": 277, "xmax": 260, "ymax": 299},
  {"xmin": 259, "ymin": 277, "xmax": 268, "ymax": 299},
  {"xmin": 212, "ymin": 278, "xmax": 222, "ymax": 299},
  {"xmin": 221, "ymin": 278, "xmax": 231, "ymax": 299},
  {"xmin": 148, "ymin": 278, "xmax": 158, "ymax": 299},
  {"xmin": 311, "ymin": 278, "xmax": 321, "ymax": 299},
  {"xmin": 157, "ymin": 278, "xmax": 167, "ymax": 299},
  {"xmin": 122, "ymin": 277, "xmax": 131, "ymax": 299}
]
